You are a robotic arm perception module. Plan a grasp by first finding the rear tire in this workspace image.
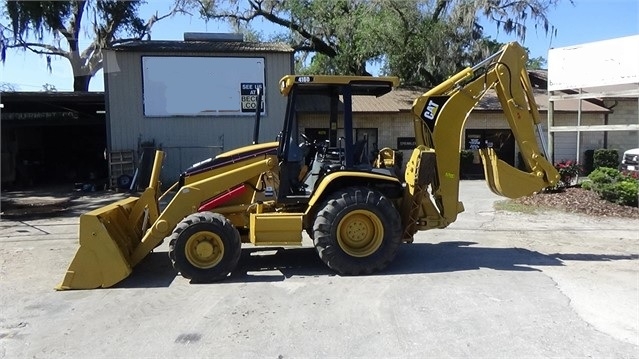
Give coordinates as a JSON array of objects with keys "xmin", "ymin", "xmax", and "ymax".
[
  {"xmin": 313, "ymin": 187, "xmax": 402, "ymax": 275},
  {"xmin": 168, "ymin": 212, "xmax": 241, "ymax": 282}
]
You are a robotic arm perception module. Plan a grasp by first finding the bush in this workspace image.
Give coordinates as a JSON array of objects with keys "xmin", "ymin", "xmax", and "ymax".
[
  {"xmin": 582, "ymin": 167, "xmax": 639, "ymax": 207},
  {"xmin": 460, "ymin": 150, "xmax": 474, "ymax": 166},
  {"xmin": 554, "ymin": 159, "xmax": 581, "ymax": 187},
  {"xmin": 615, "ymin": 180, "xmax": 639, "ymax": 206},
  {"xmin": 617, "ymin": 180, "xmax": 639, "ymax": 206},
  {"xmin": 593, "ymin": 149, "xmax": 619, "ymax": 169},
  {"xmin": 587, "ymin": 167, "xmax": 622, "ymax": 186}
]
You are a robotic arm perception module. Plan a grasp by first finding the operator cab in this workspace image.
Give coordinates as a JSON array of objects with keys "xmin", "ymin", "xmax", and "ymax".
[{"xmin": 276, "ymin": 75, "xmax": 399, "ymax": 203}]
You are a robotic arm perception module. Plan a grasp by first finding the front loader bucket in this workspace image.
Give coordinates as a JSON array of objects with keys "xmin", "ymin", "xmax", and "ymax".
[
  {"xmin": 479, "ymin": 147, "xmax": 557, "ymax": 199},
  {"xmin": 56, "ymin": 151, "xmax": 164, "ymax": 290},
  {"xmin": 56, "ymin": 197, "xmax": 143, "ymax": 290}
]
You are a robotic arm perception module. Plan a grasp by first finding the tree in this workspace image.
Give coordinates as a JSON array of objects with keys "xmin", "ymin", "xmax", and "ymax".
[
  {"xmin": 526, "ymin": 55, "xmax": 547, "ymax": 69},
  {"xmin": 42, "ymin": 83, "xmax": 56, "ymax": 92},
  {"xmin": 195, "ymin": 0, "xmax": 568, "ymax": 85},
  {"xmin": 0, "ymin": 1, "xmax": 184, "ymax": 91},
  {"xmin": 0, "ymin": 81, "xmax": 17, "ymax": 91},
  {"xmin": 197, "ymin": 0, "xmax": 384, "ymax": 75}
]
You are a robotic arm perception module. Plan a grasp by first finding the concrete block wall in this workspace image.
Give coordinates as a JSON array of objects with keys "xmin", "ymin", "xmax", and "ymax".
[
  {"xmin": 607, "ymin": 99, "xmax": 639, "ymax": 153},
  {"xmin": 302, "ymin": 111, "xmax": 557, "ymax": 163},
  {"xmin": 299, "ymin": 108, "xmax": 638, "ymax": 168},
  {"xmin": 300, "ymin": 113, "xmax": 411, "ymax": 148}
]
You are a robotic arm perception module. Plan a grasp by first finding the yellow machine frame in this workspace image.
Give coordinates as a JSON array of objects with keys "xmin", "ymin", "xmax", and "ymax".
[{"xmin": 57, "ymin": 42, "xmax": 559, "ymax": 290}]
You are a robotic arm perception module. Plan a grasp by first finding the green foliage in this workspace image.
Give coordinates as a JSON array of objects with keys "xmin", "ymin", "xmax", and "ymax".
[
  {"xmin": 198, "ymin": 0, "xmax": 564, "ymax": 84},
  {"xmin": 1, "ymin": 0, "xmax": 181, "ymax": 90},
  {"xmin": 582, "ymin": 167, "xmax": 638, "ymax": 207},
  {"xmin": 526, "ymin": 55, "xmax": 547, "ymax": 70},
  {"xmin": 586, "ymin": 167, "xmax": 621, "ymax": 185},
  {"xmin": 598, "ymin": 180, "xmax": 638, "ymax": 207},
  {"xmin": 460, "ymin": 150, "xmax": 474, "ymax": 165},
  {"xmin": 609, "ymin": 180, "xmax": 638, "ymax": 206},
  {"xmin": 379, "ymin": 7, "xmax": 492, "ymax": 85},
  {"xmin": 593, "ymin": 149, "xmax": 619, "ymax": 169}
]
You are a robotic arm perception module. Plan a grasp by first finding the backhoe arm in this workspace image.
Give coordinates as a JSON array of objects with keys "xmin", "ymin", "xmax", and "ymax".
[{"xmin": 409, "ymin": 42, "xmax": 559, "ymax": 227}]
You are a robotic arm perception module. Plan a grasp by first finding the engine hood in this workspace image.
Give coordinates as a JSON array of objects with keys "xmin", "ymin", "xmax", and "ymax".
[{"xmin": 181, "ymin": 141, "xmax": 278, "ymax": 179}]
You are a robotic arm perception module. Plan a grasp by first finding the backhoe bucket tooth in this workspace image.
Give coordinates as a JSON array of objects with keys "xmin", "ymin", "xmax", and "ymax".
[
  {"xmin": 56, "ymin": 197, "xmax": 142, "ymax": 290},
  {"xmin": 479, "ymin": 148, "xmax": 552, "ymax": 199}
]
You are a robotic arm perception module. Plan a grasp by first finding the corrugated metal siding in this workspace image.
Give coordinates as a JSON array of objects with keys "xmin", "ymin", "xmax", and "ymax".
[
  {"xmin": 104, "ymin": 50, "xmax": 292, "ymax": 183},
  {"xmin": 104, "ymin": 50, "xmax": 144, "ymax": 152}
]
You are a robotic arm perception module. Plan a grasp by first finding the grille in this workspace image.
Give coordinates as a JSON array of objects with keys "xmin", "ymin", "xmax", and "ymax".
[{"xmin": 624, "ymin": 154, "xmax": 639, "ymax": 166}]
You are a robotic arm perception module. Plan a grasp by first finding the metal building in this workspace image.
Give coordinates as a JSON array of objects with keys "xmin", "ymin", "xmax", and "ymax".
[
  {"xmin": 0, "ymin": 92, "xmax": 107, "ymax": 189},
  {"xmin": 547, "ymin": 35, "xmax": 639, "ymax": 163},
  {"xmin": 103, "ymin": 34, "xmax": 294, "ymax": 185}
]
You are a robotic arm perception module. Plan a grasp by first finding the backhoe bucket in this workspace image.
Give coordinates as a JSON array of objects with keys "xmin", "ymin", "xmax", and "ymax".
[
  {"xmin": 56, "ymin": 151, "xmax": 164, "ymax": 290},
  {"xmin": 56, "ymin": 198, "xmax": 139, "ymax": 289},
  {"xmin": 480, "ymin": 147, "xmax": 556, "ymax": 199}
]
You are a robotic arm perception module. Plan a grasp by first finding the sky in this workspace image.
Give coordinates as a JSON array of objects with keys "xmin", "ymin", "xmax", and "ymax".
[{"xmin": 0, "ymin": 0, "xmax": 637, "ymax": 92}]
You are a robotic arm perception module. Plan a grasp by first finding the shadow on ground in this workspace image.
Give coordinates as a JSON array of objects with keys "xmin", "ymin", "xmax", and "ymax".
[
  {"xmin": 113, "ymin": 242, "xmax": 638, "ymax": 289},
  {"xmin": 1, "ymin": 186, "xmax": 129, "ymax": 219}
]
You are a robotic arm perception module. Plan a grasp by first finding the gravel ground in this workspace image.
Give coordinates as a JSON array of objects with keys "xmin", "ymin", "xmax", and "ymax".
[
  {"xmin": 513, "ymin": 187, "xmax": 639, "ymax": 218},
  {"xmin": 3, "ymin": 185, "xmax": 638, "ymax": 219}
]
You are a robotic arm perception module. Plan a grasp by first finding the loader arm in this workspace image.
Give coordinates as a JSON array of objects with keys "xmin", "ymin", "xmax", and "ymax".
[
  {"xmin": 129, "ymin": 154, "xmax": 278, "ymax": 266},
  {"xmin": 57, "ymin": 149, "xmax": 278, "ymax": 290},
  {"xmin": 408, "ymin": 42, "xmax": 559, "ymax": 228}
]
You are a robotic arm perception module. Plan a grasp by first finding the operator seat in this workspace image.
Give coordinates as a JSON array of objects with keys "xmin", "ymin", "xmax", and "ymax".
[{"xmin": 352, "ymin": 139, "xmax": 369, "ymax": 167}]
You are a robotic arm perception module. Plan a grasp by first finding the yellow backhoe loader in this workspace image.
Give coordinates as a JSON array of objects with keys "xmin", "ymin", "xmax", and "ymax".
[{"xmin": 57, "ymin": 42, "xmax": 559, "ymax": 290}]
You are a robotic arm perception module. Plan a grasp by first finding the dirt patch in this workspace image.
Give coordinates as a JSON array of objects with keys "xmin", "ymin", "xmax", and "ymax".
[
  {"xmin": 0, "ymin": 185, "xmax": 126, "ymax": 219},
  {"xmin": 513, "ymin": 187, "xmax": 639, "ymax": 218},
  {"xmin": 0, "ymin": 197, "xmax": 72, "ymax": 218}
]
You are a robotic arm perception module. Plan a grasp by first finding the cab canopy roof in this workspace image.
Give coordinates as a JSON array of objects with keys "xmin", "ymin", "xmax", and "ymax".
[{"xmin": 279, "ymin": 75, "xmax": 399, "ymax": 96}]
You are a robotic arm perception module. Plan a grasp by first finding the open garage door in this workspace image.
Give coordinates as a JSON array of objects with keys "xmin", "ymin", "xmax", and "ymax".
[{"xmin": 1, "ymin": 92, "xmax": 107, "ymax": 189}]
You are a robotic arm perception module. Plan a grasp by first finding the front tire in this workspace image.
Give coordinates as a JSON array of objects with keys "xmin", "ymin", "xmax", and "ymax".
[
  {"xmin": 313, "ymin": 187, "xmax": 402, "ymax": 275},
  {"xmin": 168, "ymin": 212, "xmax": 241, "ymax": 282}
]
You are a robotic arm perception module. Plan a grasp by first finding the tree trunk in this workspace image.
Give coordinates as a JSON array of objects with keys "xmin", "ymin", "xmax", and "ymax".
[{"xmin": 73, "ymin": 74, "xmax": 91, "ymax": 91}]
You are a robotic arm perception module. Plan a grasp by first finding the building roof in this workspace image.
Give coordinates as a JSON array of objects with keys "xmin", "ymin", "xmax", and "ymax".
[
  {"xmin": 1, "ymin": 91, "xmax": 105, "ymax": 109},
  {"xmin": 352, "ymin": 87, "xmax": 420, "ymax": 112},
  {"xmin": 532, "ymin": 68, "xmax": 639, "ymax": 99},
  {"xmin": 347, "ymin": 88, "xmax": 611, "ymax": 114},
  {"xmin": 351, "ymin": 85, "xmax": 611, "ymax": 114},
  {"xmin": 110, "ymin": 40, "xmax": 294, "ymax": 53},
  {"xmin": 294, "ymin": 85, "xmax": 611, "ymax": 114},
  {"xmin": 0, "ymin": 91, "xmax": 105, "ymax": 123},
  {"xmin": 296, "ymin": 70, "xmax": 609, "ymax": 113},
  {"xmin": 533, "ymin": 91, "xmax": 612, "ymax": 112}
]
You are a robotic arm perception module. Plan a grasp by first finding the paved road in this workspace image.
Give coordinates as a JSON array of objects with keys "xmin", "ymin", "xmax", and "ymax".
[{"xmin": 1, "ymin": 181, "xmax": 637, "ymax": 358}]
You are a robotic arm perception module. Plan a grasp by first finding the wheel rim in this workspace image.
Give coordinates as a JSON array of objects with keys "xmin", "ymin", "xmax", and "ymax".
[
  {"xmin": 184, "ymin": 231, "xmax": 225, "ymax": 269},
  {"xmin": 336, "ymin": 209, "xmax": 384, "ymax": 257}
]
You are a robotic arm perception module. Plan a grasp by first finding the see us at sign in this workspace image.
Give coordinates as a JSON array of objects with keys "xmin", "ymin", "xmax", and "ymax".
[{"xmin": 240, "ymin": 82, "xmax": 265, "ymax": 113}]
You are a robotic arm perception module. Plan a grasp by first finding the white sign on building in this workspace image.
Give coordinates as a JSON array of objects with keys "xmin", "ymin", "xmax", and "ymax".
[{"xmin": 548, "ymin": 35, "xmax": 639, "ymax": 91}]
